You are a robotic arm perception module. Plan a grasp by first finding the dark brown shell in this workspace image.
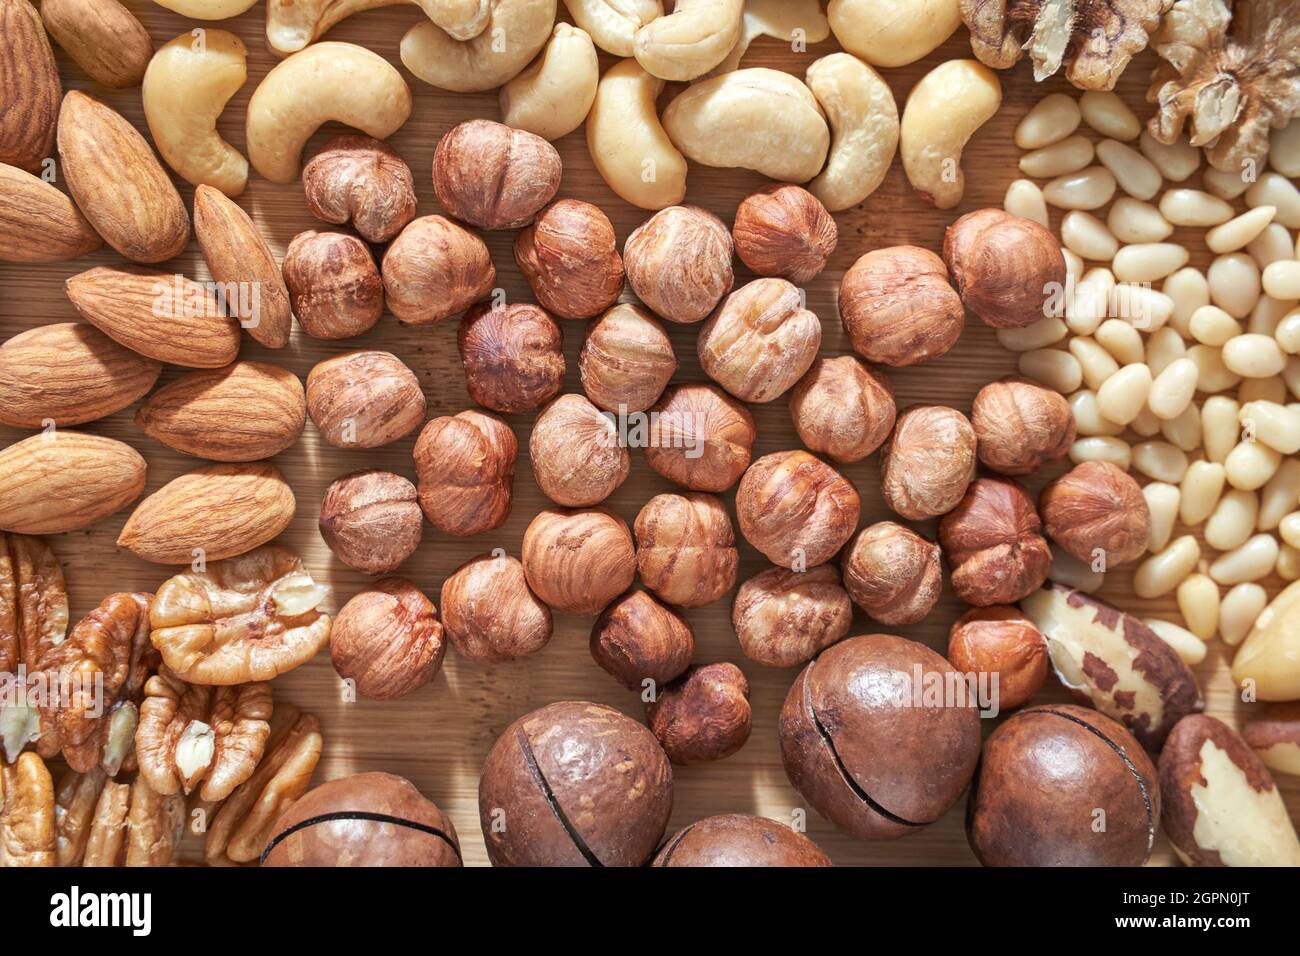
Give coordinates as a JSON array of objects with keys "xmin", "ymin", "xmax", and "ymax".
[{"xmin": 653, "ymin": 813, "xmax": 832, "ymax": 867}]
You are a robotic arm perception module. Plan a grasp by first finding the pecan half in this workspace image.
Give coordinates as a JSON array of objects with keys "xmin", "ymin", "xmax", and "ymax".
[
  {"xmin": 80, "ymin": 775, "xmax": 184, "ymax": 867},
  {"xmin": 0, "ymin": 751, "xmax": 55, "ymax": 866},
  {"xmin": 54, "ymin": 767, "xmax": 107, "ymax": 866}
]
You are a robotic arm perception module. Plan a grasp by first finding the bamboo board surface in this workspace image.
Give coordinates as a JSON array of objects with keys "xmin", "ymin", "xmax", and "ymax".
[{"xmin": 3, "ymin": 2, "xmax": 1297, "ymax": 867}]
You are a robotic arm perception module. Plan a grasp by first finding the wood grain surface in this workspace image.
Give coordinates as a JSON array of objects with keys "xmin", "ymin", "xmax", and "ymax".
[{"xmin": 2, "ymin": 3, "xmax": 1296, "ymax": 867}]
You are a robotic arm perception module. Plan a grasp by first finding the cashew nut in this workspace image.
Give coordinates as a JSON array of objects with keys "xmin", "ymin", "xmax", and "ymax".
[
  {"xmin": 400, "ymin": 0, "xmax": 556, "ymax": 93},
  {"xmin": 246, "ymin": 42, "xmax": 412, "ymax": 184},
  {"xmin": 662, "ymin": 68, "xmax": 829, "ymax": 184},
  {"xmin": 500, "ymin": 23, "xmax": 598, "ymax": 141},
  {"xmin": 142, "ymin": 31, "xmax": 248, "ymax": 197},
  {"xmin": 633, "ymin": 0, "xmax": 743, "ymax": 81},
  {"xmin": 828, "ymin": 0, "xmax": 963, "ymax": 68},
  {"xmin": 899, "ymin": 58, "xmax": 1001, "ymax": 209},
  {"xmin": 562, "ymin": 0, "xmax": 661, "ymax": 56},
  {"xmin": 151, "ymin": 0, "xmax": 258, "ymax": 18},
  {"xmin": 805, "ymin": 53, "xmax": 898, "ymax": 212},
  {"xmin": 710, "ymin": 0, "xmax": 830, "ymax": 76},
  {"xmin": 586, "ymin": 59, "xmax": 686, "ymax": 210},
  {"xmin": 266, "ymin": 0, "xmax": 491, "ymax": 57}
]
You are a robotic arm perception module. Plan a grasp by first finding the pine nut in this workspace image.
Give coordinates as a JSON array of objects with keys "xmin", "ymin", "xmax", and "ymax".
[
  {"xmin": 1147, "ymin": 357, "xmax": 1198, "ymax": 419},
  {"xmin": 1176, "ymin": 572, "xmax": 1220, "ymax": 640},
  {"xmin": 1208, "ymin": 533, "xmax": 1279, "ymax": 585},
  {"xmin": 1189, "ymin": 305, "xmax": 1242, "ymax": 346},
  {"xmin": 1278, "ymin": 308, "xmax": 1300, "ymax": 353},
  {"xmin": 1094, "ymin": 360, "xmax": 1147, "ymax": 420},
  {"xmin": 1159, "ymin": 188, "xmax": 1234, "ymax": 227},
  {"xmin": 1134, "ymin": 535, "xmax": 1199, "ymax": 598},
  {"xmin": 1144, "ymin": 482, "xmax": 1180, "ymax": 553},
  {"xmin": 1019, "ymin": 135, "xmax": 1095, "ymax": 178},
  {"xmin": 1238, "ymin": 376, "xmax": 1287, "ymax": 405},
  {"xmin": 1069, "ymin": 389, "xmax": 1124, "ymax": 436},
  {"xmin": 1262, "ymin": 260, "xmax": 1300, "ymax": 300},
  {"xmin": 1219, "ymin": 583, "xmax": 1268, "ymax": 645},
  {"xmin": 1069, "ymin": 435, "xmax": 1132, "ymax": 469},
  {"xmin": 1247, "ymin": 223, "xmax": 1295, "ymax": 269},
  {"xmin": 1095, "ymin": 319, "xmax": 1144, "ymax": 364},
  {"xmin": 1015, "ymin": 93, "xmax": 1083, "ymax": 149},
  {"xmin": 1179, "ymin": 460, "xmax": 1226, "ymax": 525},
  {"xmin": 1129, "ymin": 405, "xmax": 1161, "ymax": 437},
  {"xmin": 1132, "ymin": 440, "xmax": 1187, "ymax": 483},
  {"xmin": 1239, "ymin": 400, "xmax": 1300, "ymax": 454},
  {"xmin": 1203, "ymin": 165, "xmax": 1253, "ymax": 200},
  {"xmin": 1070, "ymin": 336, "xmax": 1120, "ymax": 390},
  {"xmin": 997, "ymin": 316, "xmax": 1068, "ymax": 351},
  {"xmin": 1079, "ymin": 91, "xmax": 1140, "ymax": 141},
  {"xmin": 1258, "ymin": 460, "xmax": 1300, "ymax": 530},
  {"xmin": 1281, "ymin": 511, "xmax": 1300, "ymax": 548},
  {"xmin": 1272, "ymin": 121, "xmax": 1300, "ymax": 177},
  {"xmin": 1044, "ymin": 166, "xmax": 1117, "ymax": 210},
  {"xmin": 1061, "ymin": 211, "xmax": 1118, "ymax": 261},
  {"xmin": 1147, "ymin": 327, "xmax": 1187, "ymax": 377},
  {"xmin": 1205, "ymin": 488, "xmax": 1260, "ymax": 551},
  {"xmin": 1246, "ymin": 172, "xmax": 1300, "ymax": 228},
  {"xmin": 1108, "ymin": 198, "xmax": 1173, "ymax": 243},
  {"xmin": 1225, "ymin": 439, "xmax": 1281, "ymax": 490},
  {"xmin": 1207, "ymin": 253, "xmax": 1261, "ymax": 319},
  {"xmin": 1065, "ymin": 267, "xmax": 1114, "ymax": 335},
  {"xmin": 1222, "ymin": 333, "xmax": 1286, "ymax": 378},
  {"xmin": 1277, "ymin": 544, "xmax": 1300, "ymax": 581},
  {"xmin": 1003, "ymin": 178, "xmax": 1049, "ymax": 226},
  {"xmin": 1187, "ymin": 344, "xmax": 1242, "ymax": 393},
  {"xmin": 1160, "ymin": 402, "xmax": 1201, "ymax": 451},
  {"xmin": 1248, "ymin": 295, "xmax": 1292, "ymax": 337},
  {"xmin": 1206, "ymin": 206, "xmax": 1277, "ymax": 254},
  {"xmin": 1110, "ymin": 284, "xmax": 1173, "ymax": 331},
  {"xmin": 1095, "ymin": 139, "xmax": 1161, "ymax": 201},
  {"xmin": 1285, "ymin": 356, "xmax": 1300, "ymax": 399},
  {"xmin": 1138, "ymin": 130, "xmax": 1200, "ymax": 181},
  {"xmin": 1048, "ymin": 544, "xmax": 1104, "ymax": 593},
  {"xmin": 1201, "ymin": 396, "xmax": 1241, "ymax": 462},
  {"xmin": 1142, "ymin": 618, "xmax": 1206, "ymax": 666},
  {"xmin": 1019, "ymin": 348, "xmax": 1083, "ymax": 393},
  {"xmin": 1062, "ymin": 248, "xmax": 1084, "ymax": 284},
  {"xmin": 1113, "ymin": 243, "xmax": 1190, "ymax": 282},
  {"xmin": 1163, "ymin": 267, "xmax": 1209, "ymax": 337}
]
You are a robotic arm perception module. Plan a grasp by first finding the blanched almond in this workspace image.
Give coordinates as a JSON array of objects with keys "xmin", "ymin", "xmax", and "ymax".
[{"xmin": 0, "ymin": 431, "xmax": 146, "ymax": 533}]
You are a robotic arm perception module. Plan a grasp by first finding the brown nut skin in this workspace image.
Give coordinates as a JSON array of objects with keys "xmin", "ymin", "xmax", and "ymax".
[
  {"xmin": 790, "ymin": 356, "xmax": 896, "ymax": 465},
  {"xmin": 529, "ymin": 394, "xmax": 629, "ymax": 507},
  {"xmin": 590, "ymin": 589, "xmax": 695, "ymax": 690},
  {"xmin": 578, "ymin": 303, "xmax": 676, "ymax": 413},
  {"xmin": 440, "ymin": 553, "xmax": 552, "ymax": 665},
  {"xmin": 939, "ymin": 477, "xmax": 1052, "ymax": 606},
  {"xmin": 329, "ymin": 578, "xmax": 444, "ymax": 700},
  {"xmin": 458, "ymin": 302, "xmax": 565, "ymax": 414},
  {"xmin": 733, "ymin": 183, "xmax": 838, "ymax": 285},
  {"xmin": 842, "ymin": 522, "xmax": 942, "ymax": 626},
  {"xmin": 968, "ymin": 705, "xmax": 1159, "ymax": 866},
  {"xmin": 306, "ymin": 350, "xmax": 426, "ymax": 449},
  {"xmin": 780, "ymin": 634, "xmax": 982, "ymax": 840},
  {"xmin": 732, "ymin": 565, "xmax": 853, "ymax": 668},
  {"xmin": 634, "ymin": 492, "xmax": 738, "ymax": 608},
  {"xmin": 653, "ymin": 813, "xmax": 832, "ymax": 867},
  {"xmin": 881, "ymin": 405, "xmax": 977, "ymax": 520},
  {"xmin": 302, "ymin": 135, "xmax": 416, "ymax": 243},
  {"xmin": 282, "ymin": 230, "xmax": 383, "ymax": 339},
  {"xmin": 413, "ymin": 410, "xmax": 517, "ymax": 537},
  {"xmin": 1243, "ymin": 703, "xmax": 1300, "ymax": 777},
  {"xmin": 947, "ymin": 606, "xmax": 1047, "ymax": 711},
  {"xmin": 839, "ymin": 246, "xmax": 964, "ymax": 367},
  {"xmin": 262, "ymin": 772, "xmax": 461, "ymax": 867},
  {"xmin": 944, "ymin": 208, "xmax": 1067, "ymax": 329},
  {"xmin": 432, "ymin": 119, "xmax": 561, "ymax": 230},
  {"xmin": 318, "ymin": 470, "xmax": 422, "ymax": 575},
  {"xmin": 646, "ymin": 663, "xmax": 752, "ymax": 765},
  {"xmin": 478, "ymin": 701, "xmax": 673, "ymax": 867},
  {"xmin": 623, "ymin": 205, "xmax": 734, "ymax": 324},
  {"xmin": 1040, "ymin": 461, "xmax": 1150, "ymax": 568},
  {"xmin": 644, "ymin": 383, "xmax": 756, "ymax": 493},
  {"xmin": 382, "ymin": 215, "xmax": 496, "ymax": 325},
  {"xmin": 522, "ymin": 508, "xmax": 636, "ymax": 615},
  {"xmin": 736, "ymin": 450, "xmax": 861, "ymax": 569},
  {"xmin": 515, "ymin": 199, "xmax": 624, "ymax": 320},
  {"xmin": 971, "ymin": 375, "xmax": 1075, "ymax": 476}
]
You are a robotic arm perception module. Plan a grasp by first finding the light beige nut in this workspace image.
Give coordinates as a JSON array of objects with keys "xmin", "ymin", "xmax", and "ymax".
[
  {"xmin": 829, "ymin": 0, "xmax": 961, "ymax": 67},
  {"xmin": 633, "ymin": 0, "xmax": 742, "ymax": 81},
  {"xmin": 842, "ymin": 521, "xmax": 941, "ymax": 626},
  {"xmin": 414, "ymin": 409, "xmax": 517, "ymax": 536},
  {"xmin": 302, "ymin": 135, "xmax": 416, "ymax": 243},
  {"xmin": 266, "ymin": 0, "xmax": 492, "ymax": 55},
  {"xmin": 0, "ymin": 753, "xmax": 56, "ymax": 866},
  {"xmin": 0, "ymin": 432, "xmax": 146, "ymax": 535},
  {"xmin": 563, "ymin": 0, "xmax": 660, "ymax": 55},
  {"xmin": 804, "ymin": 52, "xmax": 899, "ymax": 212},
  {"xmin": 586, "ymin": 59, "xmax": 687, "ymax": 210},
  {"xmin": 900, "ymin": 59, "xmax": 1001, "ymax": 208},
  {"xmin": 0, "ymin": 163, "xmax": 101, "ymax": 263},
  {"xmin": 1243, "ymin": 704, "xmax": 1300, "ymax": 777},
  {"xmin": 306, "ymin": 350, "xmax": 426, "ymax": 449},
  {"xmin": 500, "ymin": 22, "xmax": 599, "ymax": 140},
  {"xmin": 731, "ymin": 565, "xmax": 852, "ymax": 668},
  {"xmin": 1232, "ymin": 580, "xmax": 1300, "ymax": 701},
  {"xmin": 41, "ymin": 0, "xmax": 151, "ymax": 89},
  {"xmin": 710, "ymin": 0, "xmax": 829, "ymax": 75},
  {"xmin": 401, "ymin": 0, "xmax": 556, "ymax": 93},
  {"xmin": 623, "ymin": 205, "xmax": 733, "ymax": 324},
  {"xmin": 152, "ymin": 0, "xmax": 257, "ymax": 16}
]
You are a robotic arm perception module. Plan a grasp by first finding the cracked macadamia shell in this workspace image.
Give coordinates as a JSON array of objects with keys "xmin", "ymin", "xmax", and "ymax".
[
  {"xmin": 736, "ymin": 450, "xmax": 860, "ymax": 569},
  {"xmin": 653, "ymin": 813, "xmax": 832, "ymax": 867},
  {"xmin": 732, "ymin": 565, "xmax": 853, "ymax": 668}
]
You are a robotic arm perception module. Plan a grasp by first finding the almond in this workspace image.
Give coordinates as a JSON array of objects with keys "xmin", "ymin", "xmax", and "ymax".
[
  {"xmin": 193, "ymin": 185, "xmax": 293, "ymax": 349},
  {"xmin": 0, "ymin": 431, "xmax": 146, "ymax": 533},
  {"xmin": 66, "ymin": 265, "xmax": 241, "ymax": 368},
  {"xmin": 0, "ymin": 162, "xmax": 102, "ymax": 262},
  {"xmin": 117, "ymin": 461, "xmax": 295, "ymax": 564},
  {"xmin": 0, "ymin": 323, "xmax": 161, "ymax": 427},
  {"xmin": 56, "ymin": 90, "xmax": 189, "ymax": 263},
  {"xmin": 136, "ymin": 361, "xmax": 306, "ymax": 462},
  {"xmin": 0, "ymin": 0, "xmax": 61, "ymax": 172},
  {"xmin": 40, "ymin": 0, "xmax": 152, "ymax": 89}
]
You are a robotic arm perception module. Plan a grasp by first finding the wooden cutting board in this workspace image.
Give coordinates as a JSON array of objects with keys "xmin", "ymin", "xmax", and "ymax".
[{"xmin": 2, "ymin": 3, "xmax": 1295, "ymax": 867}]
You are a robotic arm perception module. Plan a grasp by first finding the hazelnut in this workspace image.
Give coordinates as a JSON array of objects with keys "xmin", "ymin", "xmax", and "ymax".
[
  {"xmin": 736, "ymin": 450, "xmax": 860, "ymax": 569},
  {"xmin": 330, "ymin": 578, "xmax": 445, "ymax": 700},
  {"xmin": 623, "ymin": 205, "xmax": 733, "ymax": 324},
  {"xmin": 514, "ymin": 199, "xmax": 624, "ymax": 320},
  {"xmin": 282, "ymin": 230, "xmax": 383, "ymax": 339},
  {"xmin": 653, "ymin": 814, "xmax": 831, "ymax": 867},
  {"xmin": 318, "ymin": 469, "xmax": 422, "ymax": 575},
  {"xmin": 842, "ymin": 521, "xmax": 942, "ymax": 626},
  {"xmin": 529, "ymin": 393, "xmax": 629, "ymax": 507},
  {"xmin": 732, "ymin": 183, "xmax": 838, "ymax": 284},
  {"xmin": 731, "ymin": 565, "xmax": 853, "ymax": 668},
  {"xmin": 302, "ymin": 134, "xmax": 416, "ymax": 243},
  {"xmin": 578, "ymin": 303, "xmax": 677, "ymax": 413},
  {"xmin": 432, "ymin": 119, "xmax": 562, "ymax": 230},
  {"xmin": 521, "ymin": 507, "xmax": 636, "ymax": 615},
  {"xmin": 590, "ymin": 589, "xmax": 695, "ymax": 690},
  {"xmin": 646, "ymin": 663, "xmax": 751, "ymax": 764},
  {"xmin": 412, "ymin": 409, "xmax": 517, "ymax": 536},
  {"xmin": 634, "ymin": 492, "xmax": 738, "ymax": 608},
  {"xmin": 971, "ymin": 375, "xmax": 1075, "ymax": 476},
  {"xmin": 789, "ymin": 355, "xmax": 896, "ymax": 464},
  {"xmin": 458, "ymin": 302, "xmax": 565, "ymax": 414},
  {"xmin": 943, "ymin": 208, "xmax": 1067, "ymax": 329},
  {"xmin": 306, "ymin": 350, "xmax": 426, "ymax": 449},
  {"xmin": 947, "ymin": 606, "xmax": 1047, "ymax": 711},
  {"xmin": 697, "ymin": 278, "xmax": 822, "ymax": 403},
  {"xmin": 440, "ymin": 552, "xmax": 552, "ymax": 664},
  {"xmin": 644, "ymin": 383, "xmax": 756, "ymax": 492},
  {"xmin": 382, "ymin": 215, "xmax": 496, "ymax": 326},
  {"xmin": 1243, "ymin": 703, "xmax": 1300, "ymax": 777},
  {"xmin": 1039, "ymin": 461, "xmax": 1150, "ymax": 568},
  {"xmin": 880, "ymin": 405, "xmax": 977, "ymax": 520},
  {"xmin": 939, "ymin": 476, "xmax": 1052, "ymax": 606},
  {"xmin": 839, "ymin": 246, "xmax": 964, "ymax": 367}
]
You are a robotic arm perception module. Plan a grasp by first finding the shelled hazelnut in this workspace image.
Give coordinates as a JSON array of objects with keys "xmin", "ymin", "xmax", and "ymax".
[
  {"xmin": 306, "ymin": 351, "xmax": 426, "ymax": 449},
  {"xmin": 413, "ymin": 410, "xmax": 517, "ymax": 537},
  {"xmin": 646, "ymin": 663, "xmax": 751, "ymax": 764},
  {"xmin": 943, "ymin": 208, "xmax": 1066, "ymax": 329},
  {"xmin": 302, "ymin": 134, "xmax": 416, "ymax": 243},
  {"xmin": 881, "ymin": 405, "xmax": 977, "ymax": 519},
  {"xmin": 440, "ymin": 553, "xmax": 552, "ymax": 664},
  {"xmin": 382, "ymin": 215, "xmax": 496, "ymax": 325},
  {"xmin": 1040, "ymin": 461, "xmax": 1150, "ymax": 568},
  {"xmin": 458, "ymin": 302, "xmax": 565, "ymax": 413},
  {"xmin": 653, "ymin": 814, "xmax": 831, "ymax": 867},
  {"xmin": 590, "ymin": 589, "xmax": 695, "ymax": 690},
  {"xmin": 634, "ymin": 492, "xmax": 738, "ymax": 608},
  {"xmin": 971, "ymin": 376, "xmax": 1075, "ymax": 476},
  {"xmin": 282, "ymin": 230, "xmax": 383, "ymax": 339},
  {"xmin": 318, "ymin": 470, "xmax": 422, "ymax": 575},
  {"xmin": 789, "ymin": 355, "xmax": 896, "ymax": 464},
  {"xmin": 432, "ymin": 119, "xmax": 561, "ymax": 230},
  {"xmin": 947, "ymin": 606, "xmax": 1047, "ymax": 711},
  {"xmin": 515, "ymin": 199, "xmax": 624, "ymax": 319},
  {"xmin": 529, "ymin": 394, "xmax": 629, "ymax": 507},
  {"xmin": 939, "ymin": 477, "xmax": 1052, "ymax": 606},
  {"xmin": 644, "ymin": 384, "xmax": 756, "ymax": 492},
  {"xmin": 731, "ymin": 565, "xmax": 853, "ymax": 668},
  {"xmin": 578, "ymin": 304, "xmax": 677, "ymax": 413},
  {"xmin": 839, "ymin": 246, "xmax": 963, "ymax": 366},
  {"xmin": 522, "ymin": 508, "xmax": 636, "ymax": 615},
  {"xmin": 623, "ymin": 205, "xmax": 734, "ymax": 324},
  {"xmin": 330, "ymin": 578, "xmax": 444, "ymax": 700},
  {"xmin": 736, "ymin": 450, "xmax": 860, "ymax": 569},
  {"xmin": 732, "ymin": 184, "xmax": 838, "ymax": 284},
  {"xmin": 842, "ymin": 522, "xmax": 942, "ymax": 626}
]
